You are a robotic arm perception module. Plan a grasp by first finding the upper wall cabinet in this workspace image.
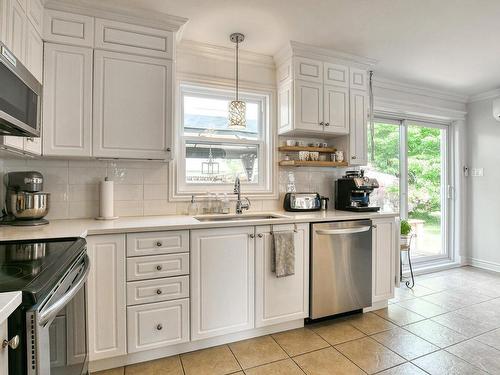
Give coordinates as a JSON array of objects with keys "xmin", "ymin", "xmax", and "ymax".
[
  {"xmin": 93, "ymin": 50, "xmax": 173, "ymax": 159},
  {"xmin": 43, "ymin": 9, "xmax": 94, "ymax": 47},
  {"xmin": 95, "ymin": 18, "xmax": 173, "ymax": 59}
]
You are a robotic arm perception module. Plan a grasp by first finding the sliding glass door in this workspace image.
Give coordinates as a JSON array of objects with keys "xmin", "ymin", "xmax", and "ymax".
[{"xmin": 367, "ymin": 119, "xmax": 451, "ymax": 264}]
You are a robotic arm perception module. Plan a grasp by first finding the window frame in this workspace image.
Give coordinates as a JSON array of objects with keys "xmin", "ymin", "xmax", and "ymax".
[{"xmin": 170, "ymin": 81, "xmax": 276, "ymax": 200}]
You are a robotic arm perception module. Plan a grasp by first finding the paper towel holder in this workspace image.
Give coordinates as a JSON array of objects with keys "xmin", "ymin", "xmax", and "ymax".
[{"xmin": 96, "ymin": 176, "xmax": 119, "ymax": 220}]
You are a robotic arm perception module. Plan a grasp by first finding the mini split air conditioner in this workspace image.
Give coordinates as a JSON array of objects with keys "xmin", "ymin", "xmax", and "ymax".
[{"xmin": 493, "ymin": 98, "xmax": 500, "ymax": 121}]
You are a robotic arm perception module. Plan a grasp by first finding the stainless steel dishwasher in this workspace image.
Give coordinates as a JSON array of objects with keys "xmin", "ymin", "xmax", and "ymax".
[{"xmin": 310, "ymin": 220, "xmax": 372, "ymax": 319}]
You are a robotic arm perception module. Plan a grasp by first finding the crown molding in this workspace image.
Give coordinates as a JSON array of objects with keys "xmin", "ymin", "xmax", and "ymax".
[
  {"xmin": 373, "ymin": 76, "xmax": 468, "ymax": 104},
  {"xmin": 177, "ymin": 40, "xmax": 275, "ymax": 69},
  {"xmin": 43, "ymin": 0, "xmax": 188, "ymax": 32},
  {"xmin": 468, "ymin": 88, "xmax": 500, "ymax": 103},
  {"xmin": 274, "ymin": 40, "xmax": 378, "ymax": 68}
]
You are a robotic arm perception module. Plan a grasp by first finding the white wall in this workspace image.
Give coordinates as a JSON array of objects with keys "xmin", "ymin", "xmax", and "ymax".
[{"xmin": 466, "ymin": 97, "xmax": 500, "ymax": 270}]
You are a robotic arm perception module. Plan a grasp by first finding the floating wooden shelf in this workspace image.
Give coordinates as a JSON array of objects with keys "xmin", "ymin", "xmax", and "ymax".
[
  {"xmin": 278, "ymin": 146, "xmax": 337, "ymax": 153},
  {"xmin": 279, "ymin": 160, "xmax": 348, "ymax": 167}
]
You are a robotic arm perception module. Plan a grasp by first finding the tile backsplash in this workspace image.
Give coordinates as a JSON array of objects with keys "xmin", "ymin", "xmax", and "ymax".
[{"xmin": 0, "ymin": 154, "xmax": 352, "ymax": 220}]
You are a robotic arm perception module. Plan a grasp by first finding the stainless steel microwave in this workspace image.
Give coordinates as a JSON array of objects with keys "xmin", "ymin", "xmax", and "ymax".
[{"xmin": 0, "ymin": 41, "xmax": 42, "ymax": 137}]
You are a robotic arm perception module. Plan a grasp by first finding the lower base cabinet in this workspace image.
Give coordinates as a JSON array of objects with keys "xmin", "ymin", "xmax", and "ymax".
[
  {"xmin": 127, "ymin": 298, "xmax": 189, "ymax": 353},
  {"xmin": 372, "ymin": 218, "xmax": 398, "ymax": 302},
  {"xmin": 0, "ymin": 321, "xmax": 7, "ymax": 375},
  {"xmin": 255, "ymin": 223, "xmax": 309, "ymax": 327}
]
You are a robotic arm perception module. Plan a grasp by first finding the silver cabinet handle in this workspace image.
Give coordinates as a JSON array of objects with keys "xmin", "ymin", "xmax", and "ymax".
[
  {"xmin": 319, "ymin": 121, "xmax": 325, "ymax": 126},
  {"xmin": 156, "ymin": 265, "xmax": 163, "ymax": 271},
  {"xmin": 156, "ymin": 241, "xmax": 163, "ymax": 247},
  {"xmin": 257, "ymin": 233, "xmax": 263, "ymax": 238},
  {"xmin": 2, "ymin": 335, "xmax": 19, "ymax": 350},
  {"xmin": 249, "ymin": 234, "xmax": 255, "ymax": 239},
  {"xmin": 352, "ymin": 155, "xmax": 357, "ymax": 159},
  {"xmin": 325, "ymin": 122, "xmax": 330, "ymax": 127},
  {"xmin": 315, "ymin": 226, "xmax": 371, "ymax": 235},
  {"xmin": 156, "ymin": 324, "xmax": 163, "ymax": 331},
  {"xmin": 156, "ymin": 289, "xmax": 162, "ymax": 295},
  {"xmin": 166, "ymin": 147, "xmax": 171, "ymax": 152},
  {"xmin": 372, "ymin": 224, "xmax": 377, "ymax": 229}
]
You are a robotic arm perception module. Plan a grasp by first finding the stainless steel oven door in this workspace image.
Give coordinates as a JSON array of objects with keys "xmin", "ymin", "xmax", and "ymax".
[{"xmin": 26, "ymin": 252, "xmax": 90, "ymax": 375}]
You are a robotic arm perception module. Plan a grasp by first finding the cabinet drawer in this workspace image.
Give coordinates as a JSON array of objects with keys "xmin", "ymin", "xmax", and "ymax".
[
  {"xmin": 95, "ymin": 18, "xmax": 173, "ymax": 59},
  {"xmin": 127, "ymin": 231, "xmax": 189, "ymax": 257},
  {"xmin": 294, "ymin": 57, "xmax": 323, "ymax": 83},
  {"xmin": 127, "ymin": 253, "xmax": 189, "ymax": 281},
  {"xmin": 127, "ymin": 276, "xmax": 189, "ymax": 306},
  {"xmin": 127, "ymin": 299, "xmax": 189, "ymax": 353},
  {"xmin": 43, "ymin": 9, "xmax": 94, "ymax": 47}
]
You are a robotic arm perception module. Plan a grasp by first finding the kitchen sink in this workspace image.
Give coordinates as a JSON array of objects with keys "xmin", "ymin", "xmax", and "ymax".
[{"xmin": 194, "ymin": 213, "xmax": 290, "ymax": 222}]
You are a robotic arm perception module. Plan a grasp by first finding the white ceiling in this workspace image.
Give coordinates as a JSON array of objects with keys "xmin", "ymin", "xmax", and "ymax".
[{"xmin": 91, "ymin": 0, "xmax": 500, "ymax": 95}]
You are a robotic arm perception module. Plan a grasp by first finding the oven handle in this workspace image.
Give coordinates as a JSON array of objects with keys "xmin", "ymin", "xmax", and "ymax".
[
  {"xmin": 315, "ymin": 226, "xmax": 372, "ymax": 235},
  {"xmin": 38, "ymin": 254, "xmax": 90, "ymax": 327}
]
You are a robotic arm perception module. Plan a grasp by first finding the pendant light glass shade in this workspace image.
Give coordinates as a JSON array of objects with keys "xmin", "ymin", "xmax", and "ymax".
[{"xmin": 228, "ymin": 33, "xmax": 246, "ymax": 129}]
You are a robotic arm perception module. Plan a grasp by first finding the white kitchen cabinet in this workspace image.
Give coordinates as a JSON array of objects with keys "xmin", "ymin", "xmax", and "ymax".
[
  {"xmin": 350, "ymin": 67, "xmax": 368, "ymax": 91},
  {"xmin": 23, "ymin": 136, "xmax": 41, "ymax": 155},
  {"xmin": 0, "ymin": 136, "xmax": 23, "ymax": 153},
  {"xmin": 324, "ymin": 62, "xmax": 349, "ymax": 87},
  {"xmin": 0, "ymin": 320, "xmax": 7, "ymax": 375},
  {"xmin": 255, "ymin": 223, "xmax": 309, "ymax": 327},
  {"xmin": 43, "ymin": 9, "xmax": 94, "ymax": 47},
  {"xmin": 93, "ymin": 50, "xmax": 173, "ymax": 159},
  {"xmin": 293, "ymin": 57, "xmax": 323, "ymax": 83},
  {"xmin": 26, "ymin": 0, "xmax": 42, "ymax": 35},
  {"xmin": 278, "ymin": 81, "xmax": 293, "ymax": 133},
  {"xmin": 323, "ymin": 84, "xmax": 349, "ymax": 134},
  {"xmin": 126, "ymin": 230, "xmax": 189, "ymax": 257},
  {"xmin": 349, "ymin": 89, "xmax": 368, "ymax": 165},
  {"xmin": 86, "ymin": 234, "xmax": 127, "ymax": 361},
  {"xmin": 295, "ymin": 80, "xmax": 323, "ymax": 133},
  {"xmin": 126, "ymin": 253, "xmax": 189, "ymax": 281},
  {"xmin": 5, "ymin": 0, "xmax": 26, "ymax": 62},
  {"xmin": 372, "ymin": 218, "xmax": 397, "ymax": 302},
  {"xmin": 25, "ymin": 19, "xmax": 43, "ymax": 82},
  {"xmin": 43, "ymin": 43, "xmax": 93, "ymax": 157},
  {"xmin": 190, "ymin": 226, "xmax": 255, "ymax": 340}
]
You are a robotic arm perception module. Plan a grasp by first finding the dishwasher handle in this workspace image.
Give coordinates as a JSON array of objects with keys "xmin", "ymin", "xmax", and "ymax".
[{"xmin": 315, "ymin": 225, "xmax": 372, "ymax": 235}]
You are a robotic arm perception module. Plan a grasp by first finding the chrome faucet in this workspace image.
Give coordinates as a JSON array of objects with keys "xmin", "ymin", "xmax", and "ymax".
[{"xmin": 233, "ymin": 177, "xmax": 250, "ymax": 214}]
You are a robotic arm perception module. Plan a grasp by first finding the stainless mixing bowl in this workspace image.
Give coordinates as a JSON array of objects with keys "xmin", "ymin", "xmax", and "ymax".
[{"xmin": 7, "ymin": 191, "xmax": 50, "ymax": 220}]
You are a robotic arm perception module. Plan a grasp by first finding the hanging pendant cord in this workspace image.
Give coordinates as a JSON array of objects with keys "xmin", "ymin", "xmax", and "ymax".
[
  {"xmin": 235, "ymin": 40, "xmax": 239, "ymax": 101},
  {"xmin": 369, "ymin": 70, "xmax": 375, "ymax": 162}
]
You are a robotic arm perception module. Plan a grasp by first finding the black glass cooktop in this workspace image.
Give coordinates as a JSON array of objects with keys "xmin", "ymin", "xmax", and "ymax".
[{"xmin": 0, "ymin": 237, "xmax": 86, "ymax": 304}]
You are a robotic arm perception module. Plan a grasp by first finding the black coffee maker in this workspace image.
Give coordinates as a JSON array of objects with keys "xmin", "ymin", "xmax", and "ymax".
[{"xmin": 335, "ymin": 170, "xmax": 380, "ymax": 212}]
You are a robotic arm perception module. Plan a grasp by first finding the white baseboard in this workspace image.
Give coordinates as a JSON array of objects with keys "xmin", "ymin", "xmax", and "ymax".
[{"xmin": 464, "ymin": 257, "xmax": 500, "ymax": 273}]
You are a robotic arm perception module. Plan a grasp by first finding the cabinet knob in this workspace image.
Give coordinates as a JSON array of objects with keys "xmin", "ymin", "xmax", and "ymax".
[
  {"xmin": 156, "ymin": 241, "xmax": 163, "ymax": 247},
  {"xmin": 249, "ymin": 234, "xmax": 255, "ymax": 239},
  {"xmin": 156, "ymin": 265, "xmax": 163, "ymax": 271},
  {"xmin": 26, "ymin": 137, "xmax": 34, "ymax": 142},
  {"xmin": 319, "ymin": 121, "xmax": 325, "ymax": 126},
  {"xmin": 257, "ymin": 233, "xmax": 263, "ymax": 238},
  {"xmin": 156, "ymin": 324, "xmax": 163, "ymax": 331},
  {"xmin": 352, "ymin": 155, "xmax": 357, "ymax": 159},
  {"xmin": 372, "ymin": 225, "xmax": 377, "ymax": 229},
  {"xmin": 156, "ymin": 289, "xmax": 162, "ymax": 295},
  {"xmin": 325, "ymin": 122, "xmax": 330, "ymax": 127},
  {"xmin": 2, "ymin": 335, "xmax": 19, "ymax": 350},
  {"xmin": 166, "ymin": 147, "xmax": 171, "ymax": 152}
]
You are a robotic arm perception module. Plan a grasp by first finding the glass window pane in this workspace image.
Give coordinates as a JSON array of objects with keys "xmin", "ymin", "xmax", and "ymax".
[
  {"xmin": 407, "ymin": 125, "xmax": 444, "ymax": 259},
  {"xmin": 185, "ymin": 142, "xmax": 259, "ymax": 184},
  {"xmin": 366, "ymin": 122, "xmax": 400, "ymax": 212}
]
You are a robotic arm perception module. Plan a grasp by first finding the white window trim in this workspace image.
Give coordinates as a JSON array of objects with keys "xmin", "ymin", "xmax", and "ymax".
[{"xmin": 169, "ymin": 79, "xmax": 277, "ymax": 201}]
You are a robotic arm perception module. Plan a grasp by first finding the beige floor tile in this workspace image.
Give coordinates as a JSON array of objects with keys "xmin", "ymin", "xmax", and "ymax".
[
  {"xmin": 404, "ymin": 320, "xmax": 467, "ymax": 348},
  {"xmin": 244, "ymin": 359, "xmax": 304, "ymax": 375},
  {"xmin": 376, "ymin": 362, "xmax": 428, "ymax": 375},
  {"xmin": 293, "ymin": 347, "xmax": 365, "ymax": 375},
  {"xmin": 229, "ymin": 336, "xmax": 287, "ymax": 369},
  {"xmin": 454, "ymin": 300, "xmax": 500, "ymax": 323},
  {"xmin": 373, "ymin": 305, "xmax": 426, "ymax": 326},
  {"xmin": 125, "ymin": 356, "xmax": 183, "ymax": 375},
  {"xmin": 421, "ymin": 292, "xmax": 467, "ymax": 310},
  {"xmin": 272, "ymin": 328, "xmax": 329, "ymax": 356},
  {"xmin": 311, "ymin": 320, "xmax": 366, "ymax": 345},
  {"xmin": 447, "ymin": 339, "xmax": 500, "ymax": 374},
  {"xmin": 417, "ymin": 276, "xmax": 452, "ymax": 292},
  {"xmin": 93, "ymin": 368, "xmax": 124, "ymax": 375},
  {"xmin": 371, "ymin": 326, "xmax": 439, "ymax": 360},
  {"xmin": 396, "ymin": 298, "xmax": 450, "ymax": 318},
  {"xmin": 412, "ymin": 350, "xmax": 488, "ymax": 374},
  {"xmin": 344, "ymin": 312, "xmax": 397, "ymax": 335},
  {"xmin": 476, "ymin": 328, "xmax": 500, "ymax": 350},
  {"xmin": 181, "ymin": 345, "xmax": 241, "ymax": 375},
  {"xmin": 335, "ymin": 337, "xmax": 405, "ymax": 374},
  {"xmin": 431, "ymin": 311, "xmax": 498, "ymax": 337}
]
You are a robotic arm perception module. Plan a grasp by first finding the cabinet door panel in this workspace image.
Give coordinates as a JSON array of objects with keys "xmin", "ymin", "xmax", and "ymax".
[
  {"xmin": 191, "ymin": 227, "xmax": 254, "ymax": 340},
  {"xmin": 294, "ymin": 57, "xmax": 322, "ymax": 83},
  {"xmin": 6, "ymin": 0, "xmax": 26, "ymax": 62},
  {"xmin": 26, "ymin": 0, "xmax": 43, "ymax": 35},
  {"xmin": 349, "ymin": 89, "xmax": 368, "ymax": 165},
  {"xmin": 93, "ymin": 50, "xmax": 172, "ymax": 159},
  {"xmin": 25, "ymin": 20, "xmax": 43, "ymax": 82},
  {"xmin": 278, "ymin": 81, "xmax": 292, "ymax": 134},
  {"xmin": 324, "ymin": 63, "xmax": 349, "ymax": 87},
  {"xmin": 255, "ymin": 223, "xmax": 309, "ymax": 327},
  {"xmin": 324, "ymin": 85, "xmax": 349, "ymax": 134},
  {"xmin": 43, "ymin": 9, "xmax": 94, "ymax": 47},
  {"xmin": 43, "ymin": 43, "xmax": 93, "ymax": 157},
  {"xmin": 372, "ymin": 219, "xmax": 396, "ymax": 302},
  {"xmin": 295, "ymin": 80, "xmax": 323, "ymax": 132},
  {"xmin": 350, "ymin": 68, "xmax": 368, "ymax": 91},
  {"xmin": 86, "ymin": 234, "xmax": 127, "ymax": 361}
]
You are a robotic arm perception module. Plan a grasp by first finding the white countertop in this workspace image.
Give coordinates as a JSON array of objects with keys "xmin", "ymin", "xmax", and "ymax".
[
  {"xmin": 0, "ymin": 292, "xmax": 21, "ymax": 325},
  {"xmin": 0, "ymin": 210, "xmax": 398, "ymax": 241}
]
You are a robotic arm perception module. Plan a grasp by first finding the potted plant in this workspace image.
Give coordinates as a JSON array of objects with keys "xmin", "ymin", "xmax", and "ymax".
[{"xmin": 400, "ymin": 219, "xmax": 412, "ymax": 247}]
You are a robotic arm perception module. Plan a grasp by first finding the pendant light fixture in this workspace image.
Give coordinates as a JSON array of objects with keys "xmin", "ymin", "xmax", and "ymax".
[{"xmin": 228, "ymin": 32, "xmax": 246, "ymax": 129}]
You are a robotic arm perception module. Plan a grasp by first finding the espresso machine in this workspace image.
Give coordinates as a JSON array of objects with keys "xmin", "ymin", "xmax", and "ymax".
[
  {"xmin": 2, "ymin": 171, "xmax": 50, "ymax": 225},
  {"xmin": 335, "ymin": 170, "xmax": 380, "ymax": 212}
]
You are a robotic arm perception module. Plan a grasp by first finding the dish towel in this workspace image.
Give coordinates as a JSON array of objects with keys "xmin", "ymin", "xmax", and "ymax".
[{"xmin": 271, "ymin": 231, "xmax": 295, "ymax": 278}]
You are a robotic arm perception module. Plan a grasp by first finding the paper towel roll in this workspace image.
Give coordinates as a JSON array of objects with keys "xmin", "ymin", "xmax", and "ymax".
[{"xmin": 99, "ymin": 178, "xmax": 114, "ymax": 219}]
